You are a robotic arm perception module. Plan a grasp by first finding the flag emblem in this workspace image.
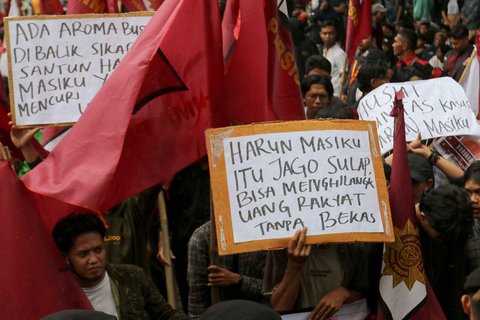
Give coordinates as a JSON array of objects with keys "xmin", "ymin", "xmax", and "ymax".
[{"xmin": 382, "ymin": 219, "xmax": 425, "ymax": 290}]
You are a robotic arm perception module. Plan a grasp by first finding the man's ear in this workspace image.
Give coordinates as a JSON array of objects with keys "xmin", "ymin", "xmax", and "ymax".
[
  {"xmin": 65, "ymin": 256, "xmax": 70, "ymax": 265},
  {"xmin": 462, "ymin": 294, "xmax": 471, "ymax": 315},
  {"xmin": 425, "ymin": 178, "xmax": 434, "ymax": 190},
  {"xmin": 417, "ymin": 210, "xmax": 427, "ymax": 221}
]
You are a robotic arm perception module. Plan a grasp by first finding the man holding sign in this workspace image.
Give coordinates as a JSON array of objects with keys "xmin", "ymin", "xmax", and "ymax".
[{"xmin": 263, "ymin": 228, "xmax": 368, "ymax": 319}]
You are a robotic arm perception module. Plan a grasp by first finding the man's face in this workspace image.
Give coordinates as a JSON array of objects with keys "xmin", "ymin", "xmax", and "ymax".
[
  {"xmin": 392, "ymin": 34, "xmax": 406, "ymax": 57},
  {"xmin": 465, "ymin": 179, "xmax": 480, "ymax": 219},
  {"xmin": 320, "ymin": 26, "xmax": 336, "ymax": 48},
  {"xmin": 450, "ymin": 36, "xmax": 469, "ymax": 52},
  {"xmin": 304, "ymin": 83, "xmax": 330, "ymax": 119},
  {"xmin": 67, "ymin": 232, "xmax": 106, "ymax": 288},
  {"xmin": 419, "ymin": 25, "xmax": 428, "ymax": 35}
]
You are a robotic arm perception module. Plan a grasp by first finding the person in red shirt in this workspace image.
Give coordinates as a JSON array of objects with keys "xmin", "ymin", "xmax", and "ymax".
[{"xmin": 391, "ymin": 29, "xmax": 432, "ymax": 82}]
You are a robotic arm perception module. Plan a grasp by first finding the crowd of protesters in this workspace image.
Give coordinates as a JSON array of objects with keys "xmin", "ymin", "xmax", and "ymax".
[{"xmin": 1, "ymin": 0, "xmax": 480, "ymax": 319}]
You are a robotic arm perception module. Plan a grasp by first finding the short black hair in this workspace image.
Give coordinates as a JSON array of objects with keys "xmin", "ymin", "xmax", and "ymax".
[
  {"xmin": 449, "ymin": 24, "xmax": 469, "ymax": 39},
  {"xmin": 301, "ymin": 74, "xmax": 334, "ymax": 98},
  {"xmin": 465, "ymin": 161, "xmax": 480, "ymax": 185},
  {"xmin": 315, "ymin": 100, "xmax": 354, "ymax": 119},
  {"xmin": 357, "ymin": 61, "xmax": 388, "ymax": 93},
  {"xmin": 438, "ymin": 44, "xmax": 451, "ymax": 55},
  {"xmin": 419, "ymin": 20, "xmax": 431, "ymax": 28},
  {"xmin": 320, "ymin": 20, "xmax": 336, "ymax": 31},
  {"xmin": 399, "ymin": 29, "xmax": 417, "ymax": 51},
  {"xmin": 52, "ymin": 212, "xmax": 106, "ymax": 254},
  {"xmin": 419, "ymin": 184, "xmax": 473, "ymax": 242},
  {"xmin": 305, "ymin": 55, "xmax": 332, "ymax": 75}
]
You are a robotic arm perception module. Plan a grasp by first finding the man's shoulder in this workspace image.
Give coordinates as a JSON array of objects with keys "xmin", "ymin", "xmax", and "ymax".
[
  {"xmin": 106, "ymin": 263, "xmax": 145, "ymax": 280},
  {"xmin": 331, "ymin": 43, "xmax": 346, "ymax": 55}
]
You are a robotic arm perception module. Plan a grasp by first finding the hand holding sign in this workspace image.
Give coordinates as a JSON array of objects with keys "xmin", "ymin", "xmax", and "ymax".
[{"xmin": 286, "ymin": 228, "xmax": 311, "ymax": 269}]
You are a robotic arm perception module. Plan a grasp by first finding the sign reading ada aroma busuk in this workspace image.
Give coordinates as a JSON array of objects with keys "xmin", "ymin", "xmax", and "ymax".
[{"xmin": 5, "ymin": 13, "xmax": 152, "ymax": 127}]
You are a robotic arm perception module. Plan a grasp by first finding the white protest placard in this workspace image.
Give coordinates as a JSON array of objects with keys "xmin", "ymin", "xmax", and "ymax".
[
  {"xmin": 206, "ymin": 120, "xmax": 393, "ymax": 255},
  {"xmin": 5, "ymin": 13, "xmax": 153, "ymax": 127},
  {"xmin": 358, "ymin": 77, "xmax": 480, "ymax": 154}
]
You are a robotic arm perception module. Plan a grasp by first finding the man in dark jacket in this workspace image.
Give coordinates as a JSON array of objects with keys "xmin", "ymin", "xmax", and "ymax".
[{"xmin": 52, "ymin": 212, "xmax": 189, "ymax": 320}]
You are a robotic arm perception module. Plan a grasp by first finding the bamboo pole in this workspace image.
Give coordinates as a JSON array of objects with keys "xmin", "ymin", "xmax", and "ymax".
[{"xmin": 158, "ymin": 191, "xmax": 176, "ymax": 309}]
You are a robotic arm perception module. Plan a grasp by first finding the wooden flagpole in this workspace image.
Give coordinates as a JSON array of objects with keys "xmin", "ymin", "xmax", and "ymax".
[{"xmin": 158, "ymin": 191, "xmax": 177, "ymax": 309}]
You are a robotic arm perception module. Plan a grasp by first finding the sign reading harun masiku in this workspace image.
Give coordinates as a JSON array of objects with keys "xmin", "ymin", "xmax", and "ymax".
[{"xmin": 206, "ymin": 120, "xmax": 394, "ymax": 255}]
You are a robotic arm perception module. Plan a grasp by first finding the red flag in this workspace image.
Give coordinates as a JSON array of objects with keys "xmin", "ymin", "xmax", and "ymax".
[
  {"xmin": 23, "ymin": 0, "xmax": 223, "ymax": 214},
  {"xmin": 67, "ymin": 0, "xmax": 118, "ymax": 14},
  {"xmin": 121, "ymin": 0, "xmax": 148, "ymax": 11},
  {"xmin": 40, "ymin": 0, "xmax": 64, "ymax": 14},
  {"xmin": 219, "ymin": 0, "xmax": 305, "ymax": 124},
  {"xmin": 345, "ymin": 0, "xmax": 372, "ymax": 63},
  {"xmin": 0, "ymin": 161, "xmax": 92, "ymax": 318},
  {"xmin": 377, "ymin": 92, "xmax": 445, "ymax": 319}
]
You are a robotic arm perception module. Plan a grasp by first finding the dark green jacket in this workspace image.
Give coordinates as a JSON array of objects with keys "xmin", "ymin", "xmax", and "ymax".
[{"xmin": 106, "ymin": 264, "xmax": 190, "ymax": 320}]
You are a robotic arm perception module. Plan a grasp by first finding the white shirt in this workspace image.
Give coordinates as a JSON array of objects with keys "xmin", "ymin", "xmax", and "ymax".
[
  {"xmin": 323, "ymin": 43, "xmax": 347, "ymax": 97},
  {"xmin": 82, "ymin": 273, "xmax": 118, "ymax": 318}
]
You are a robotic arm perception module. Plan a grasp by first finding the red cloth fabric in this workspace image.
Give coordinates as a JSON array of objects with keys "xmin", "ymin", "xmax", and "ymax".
[
  {"xmin": 0, "ymin": 107, "xmax": 23, "ymax": 160},
  {"xmin": 23, "ymin": 0, "xmax": 224, "ymax": 214},
  {"xmin": 219, "ymin": 0, "xmax": 305, "ymax": 125},
  {"xmin": 345, "ymin": 0, "xmax": 372, "ymax": 63},
  {"xmin": 396, "ymin": 52, "xmax": 428, "ymax": 67},
  {"xmin": 377, "ymin": 92, "xmax": 446, "ymax": 319},
  {"xmin": 40, "ymin": 0, "xmax": 64, "ymax": 14},
  {"xmin": 0, "ymin": 161, "xmax": 92, "ymax": 319}
]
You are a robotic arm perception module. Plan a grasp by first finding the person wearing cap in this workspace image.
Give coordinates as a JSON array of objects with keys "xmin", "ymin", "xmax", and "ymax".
[{"xmin": 462, "ymin": 267, "xmax": 480, "ymax": 320}]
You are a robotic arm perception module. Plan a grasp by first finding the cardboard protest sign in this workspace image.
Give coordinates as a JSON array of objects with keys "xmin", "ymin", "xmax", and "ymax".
[
  {"xmin": 358, "ymin": 77, "xmax": 480, "ymax": 154},
  {"xmin": 5, "ymin": 13, "xmax": 153, "ymax": 127},
  {"xmin": 206, "ymin": 120, "xmax": 393, "ymax": 255}
]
